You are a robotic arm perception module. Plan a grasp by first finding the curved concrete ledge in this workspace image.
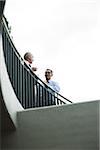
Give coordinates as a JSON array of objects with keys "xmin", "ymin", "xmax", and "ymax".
[{"xmin": 0, "ymin": 24, "xmax": 24, "ymax": 128}]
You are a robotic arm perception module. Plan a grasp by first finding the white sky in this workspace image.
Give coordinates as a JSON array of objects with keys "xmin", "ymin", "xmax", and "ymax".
[{"xmin": 4, "ymin": 0, "xmax": 100, "ymax": 103}]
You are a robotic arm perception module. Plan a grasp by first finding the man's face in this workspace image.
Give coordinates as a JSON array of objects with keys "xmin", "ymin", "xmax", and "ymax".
[
  {"xmin": 27, "ymin": 54, "xmax": 33, "ymax": 64},
  {"xmin": 45, "ymin": 70, "xmax": 53, "ymax": 80}
]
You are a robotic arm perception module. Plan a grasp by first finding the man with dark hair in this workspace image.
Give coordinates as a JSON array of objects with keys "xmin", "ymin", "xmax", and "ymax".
[
  {"xmin": 42, "ymin": 69, "xmax": 60, "ymax": 106},
  {"xmin": 44, "ymin": 69, "xmax": 60, "ymax": 93}
]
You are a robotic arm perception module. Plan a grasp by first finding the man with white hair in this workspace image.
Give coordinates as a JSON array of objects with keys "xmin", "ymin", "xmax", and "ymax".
[{"xmin": 24, "ymin": 52, "xmax": 37, "ymax": 72}]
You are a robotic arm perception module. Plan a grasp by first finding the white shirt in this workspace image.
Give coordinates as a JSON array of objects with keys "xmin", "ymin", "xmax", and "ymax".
[{"xmin": 45, "ymin": 80, "xmax": 60, "ymax": 93}]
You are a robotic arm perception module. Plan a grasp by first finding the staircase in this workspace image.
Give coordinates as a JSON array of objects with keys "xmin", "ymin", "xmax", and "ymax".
[{"xmin": 0, "ymin": 1, "xmax": 99, "ymax": 150}]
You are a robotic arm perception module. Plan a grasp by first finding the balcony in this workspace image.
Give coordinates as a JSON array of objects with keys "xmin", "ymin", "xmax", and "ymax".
[{"xmin": 0, "ymin": 1, "xmax": 99, "ymax": 150}]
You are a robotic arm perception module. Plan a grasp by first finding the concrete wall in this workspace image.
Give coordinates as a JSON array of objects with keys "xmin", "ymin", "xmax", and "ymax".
[
  {"xmin": 2, "ymin": 100, "xmax": 100, "ymax": 150},
  {"xmin": 0, "ymin": 21, "xmax": 23, "ymax": 128}
]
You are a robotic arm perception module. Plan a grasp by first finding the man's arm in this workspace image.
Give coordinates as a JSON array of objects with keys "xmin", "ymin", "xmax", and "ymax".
[{"xmin": 49, "ymin": 81, "xmax": 60, "ymax": 93}]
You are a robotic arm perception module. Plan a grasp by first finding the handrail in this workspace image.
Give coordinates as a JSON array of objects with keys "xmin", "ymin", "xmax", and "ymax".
[{"xmin": 1, "ymin": 16, "xmax": 73, "ymax": 109}]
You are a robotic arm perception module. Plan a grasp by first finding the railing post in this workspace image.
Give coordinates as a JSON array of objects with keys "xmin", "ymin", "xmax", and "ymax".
[{"xmin": 0, "ymin": 0, "xmax": 6, "ymax": 18}]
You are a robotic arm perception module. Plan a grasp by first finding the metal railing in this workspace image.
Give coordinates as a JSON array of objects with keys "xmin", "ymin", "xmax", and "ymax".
[{"xmin": 1, "ymin": 16, "xmax": 72, "ymax": 109}]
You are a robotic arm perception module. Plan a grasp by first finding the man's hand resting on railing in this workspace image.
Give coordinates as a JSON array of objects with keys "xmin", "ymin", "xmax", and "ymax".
[{"xmin": 32, "ymin": 67, "xmax": 37, "ymax": 72}]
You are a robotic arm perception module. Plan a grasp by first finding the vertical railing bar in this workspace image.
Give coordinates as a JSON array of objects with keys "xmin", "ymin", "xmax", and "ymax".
[
  {"xmin": 8, "ymin": 42, "xmax": 12, "ymax": 80},
  {"xmin": 36, "ymin": 81, "xmax": 39, "ymax": 107},
  {"xmin": 46, "ymin": 89, "xmax": 49, "ymax": 106},
  {"xmin": 27, "ymin": 70, "xmax": 30, "ymax": 108},
  {"xmin": 18, "ymin": 59, "xmax": 22, "ymax": 104},
  {"xmin": 22, "ymin": 66, "xmax": 25, "ymax": 108},
  {"xmin": 6, "ymin": 36, "xmax": 9, "ymax": 71},
  {"xmin": 33, "ymin": 76, "xmax": 36, "ymax": 107},
  {"xmin": 49, "ymin": 92, "xmax": 52, "ymax": 105},
  {"xmin": 25, "ymin": 70, "xmax": 28, "ymax": 108},
  {"xmin": 41, "ymin": 86, "xmax": 45, "ymax": 107},
  {"xmin": 17, "ymin": 58, "xmax": 20, "ymax": 99},
  {"xmin": 15, "ymin": 54, "xmax": 17, "ymax": 94},
  {"xmin": 12, "ymin": 48, "xmax": 15, "ymax": 91},
  {"xmin": 10, "ymin": 46, "xmax": 13, "ymax": 83},
  {"xmin": 42, "ymin": 86, "xmax": 45, "ymax": 106},
  {"xmin": 30, "ymin": 75, "xmax": 34, "ymax": 107},
  {"xmin": 4, "ymin": 28, "xmax": 7, "ymax": 65},
  {"xmin": 47, "ymin": 89, "xmax": 50, "ymax": 106},
  {"xmin": 40, "ymin": 85, "xmax": 44, "ymax": 107},
  {"xmin": 38, "ymin": 83, "xmax": 42, "ymax": 107}
]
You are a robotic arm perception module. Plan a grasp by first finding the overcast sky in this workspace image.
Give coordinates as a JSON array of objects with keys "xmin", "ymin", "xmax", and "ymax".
[{"xmin": 4, "ymin": 0, "xmax": 100, "ymax": 103}]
